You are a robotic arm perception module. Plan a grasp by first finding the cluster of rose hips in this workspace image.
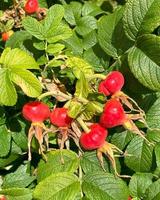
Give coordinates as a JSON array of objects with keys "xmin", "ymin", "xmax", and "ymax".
[
  {"xmin": 22, "ymin": 71, "xmax": 149, "ymax": 177},
  {"xmin": 79, "ymin": 71, "xmax": 150, "ymax": 177},
  {"xmin": 22, "ymin": 102, "xmax": 72, "ymax": 160}
]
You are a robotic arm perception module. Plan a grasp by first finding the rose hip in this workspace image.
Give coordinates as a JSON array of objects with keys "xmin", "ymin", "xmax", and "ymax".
[
  {"xmin": 22, "ymin": 101, "xmax": 50, "ymax": 123},
  {"xmin": 80, "ymin": 123, "xmax": 108, "ymax": 150},
  {"xmin": 100, "ymin": 99, "xmax": 126, "ymax": 128},
  {"xmin": 24, "ymin": 0, "xmax": 39, "ymax": 14},
  {"xmin": 2, "ymin": 30, "xmax": 14, "ymax": 41},
  {"xmin": 98, "ymin": 71, "xmax": 124, "ymax": 96},
  {"xmin": 50, "ymin": 107, "xmax": 72, "ymax": 127},
  {"xmin": 22, "ymin": 101, "xmax": 50, "ymax": 160}
]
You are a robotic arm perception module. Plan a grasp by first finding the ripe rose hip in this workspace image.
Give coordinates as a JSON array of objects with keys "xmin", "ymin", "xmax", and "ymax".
[
  {"xmin": 80, "ymin": 123, "xmax": 108, "ymax": 150},
  {"xmin": 1, "ymin": 30, "xmax": 14, "ymax": 41},
  {"xmin": 0, "ymin": 195, "xmax": 7, "ymax": 200},
  {"xmin": 50, "ymin": 107, "xmax": 72, "ymax": 127},
  {"xmin": 24, "ymin": 0, "xmax": 39, "ymax": 14},
  {"xmin": 22, "ymin": 101, "xmax": 50, "ymax": 122},
  {"xmin": 100, "ymin": 99, "xmax": 126, "ymax": 128},
  {"xmin": 98, "ymin": 80, "xmax": 110, "ymax": 96},
  {"xmin": 98, "ymin": 71, "xmax": 124, "ymax": 96}
]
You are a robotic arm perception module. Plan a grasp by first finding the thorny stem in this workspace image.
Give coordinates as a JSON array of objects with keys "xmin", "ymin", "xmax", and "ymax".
[{"xmin": 76, "ymin": 117, "xmax": 90, "ymax": 133}]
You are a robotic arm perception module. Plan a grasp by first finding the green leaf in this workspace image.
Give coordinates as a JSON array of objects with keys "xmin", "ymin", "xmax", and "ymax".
[
  {"xmin": 64, "ymin": 2, "xmax": 82, "ymax": 26},
  {"xmin": 0, "ymin": 141, "xmax": 22, "ymax": 168},
  {"xmin": 0, "ymin": 188, "xmax": 32, "ymax": 200},
  {"xmin": 22, "ymin": 16, "xmax": 45, "ymax": 40},
  {"xmin": 123, "ymin": 0, "xmax": 160, "ymax": 41},
  {"xmin": 66, "ymin": 56, "xmax": 94, "ymax": 79},
  {"xmin": 155, "ymin": 143, "xmax": 160, "ymax": 168},
  {"xmin": 147, "ymin": 129, "xmax": 160, "ymax": 143},
  {"xmin": 129, "ymin": 173, "xmax": 153, "ymax": 198},
  {"xmin": 10, "ymin": 119, "xmax": 28, "ymax": 151},
  {"xmin": 5, "ymin": 31, "xmax": 32, "ymax": 48},
  {"xmin": 34, "ymin": 172, "xmax": 81, "ymax": 200},
  {"xmin": 2, "ymin": 164, "xmax": 35, "ymax": 189},
  {"xmin": 10, "ymin": 69, "xmax": 42, "ymax": 98},
  {"xmin": 83, "ymin": 31, "xmax": 97, "ymax": 50},
  {"xmin": 98, "ymin": 7, "xmax": 132, "ymax": 57},
  {"xmin": 75, "ymin": 72, "xmax": 89, "ymax": 98},
  {"xmin": 64, "ymin": 32, "xmax": 83, "ymax": 56},
  {"xmin": 125, "ymin": 136, "xmax": 154, "ymax": 172},
  {"xmin": 146, "ymin": 97, "xmax": 160, "ymax": 129},
  {"xmin": 76, "ymin": 16, "xmax": 97, "ymax": 36},
  {"xmin": 145, "ymin": 179, "xmax": 160, "ymax": 200},
  {"xmin": 46, "ymin": 22, "xmax": 72, "ymax": 43},
  {"xmin": 0, "ymin": 48, "xmax": 39, "ymax": 69},
  {"xmin": 47, "ymin": 43, "xmax": 65, "ymax": 54},
  {"xmin": 33, "ymin": 41, "xmax": 45, "ymax": 50},
  {"xmin": 0, "ymin": 69, "xmax": 17, "ymax": 106},
  {"xmin": 37, "ymin": 150, "xmax": 79, "ymax": 182},
  {"xmin": 136, "ymin": 34, "xmax": 160, "ymax": 66},
  {"xmin": 128, "ymin": 46, "xmax": 160, "ymax": 91},
  {"xmin": 82, "ymin": 2, "xmax": 104, "ymax": 16},
  {"xmin": 80, "ymin": 151, "xmax": 109, "ymax": 174},
  {"xmin": 44, "ymin": 5, "xmax": 64, "ymax": 36},
  {"xmin": 111, "ymin": 131, "xmax": 134, "ymax": 150},
  {"xmin": 0, "ymin": 125, "xmax": 11, "ymax": 157},
  {"xmin": 83, "ymin": 172, "xmax": 129, "ymax": 200}
]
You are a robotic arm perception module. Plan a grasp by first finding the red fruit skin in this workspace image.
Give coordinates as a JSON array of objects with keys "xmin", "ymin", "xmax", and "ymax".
[
  {"xmin": 50, "ymin": 108, "xmax": 72, "ymax": 127},
  {"xmin": 22, "ymin": 101, "xmax": 50, "ymax": 123},
  {"xmin": 0, "ymin": 195, "xmax": 7, "ymax": 200},
  {"xmin": 100, "ymin": 99, "xmax": 126, "ymax": 128},
  {"xmin": 2, "ymin": 30, "xmax": 14, "ymax": 41},
  {"xmin": 98, "ymin": 80, "xmax": 110, "ymax": 96},
  {"xmin": 104, "ymin": 71, "xmax": 124, "ymax": 94},
  {"xmin": 24, "ymin": 0, "xmax": 39, "ymax": 14},
  {"xmin": 80, "ymin": 123, "xmax": 108, "ymax": 150},
  {"xmin": 128, "ymin": 196, "xmax": 132, "ymax": 200}
]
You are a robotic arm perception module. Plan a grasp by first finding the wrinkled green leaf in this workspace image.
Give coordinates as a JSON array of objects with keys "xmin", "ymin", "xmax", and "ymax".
[
  {"xmin": 83, "ymin": 172, "xmax": 129, "ymax": 200},
  {"xmin": 2, "ymin": 164, "xmax": 35, "ymax": 189},
  {"xmin": 129, "ymin": 173, "xmax": 153, "ymax": 198},
  {"xmin": 37, "ymin": 150, "xmax": 79, "ymax": 182},
  {"xmin": 34, "ymin": 172, "xmax": 81, "ymax": 200},
  {"xmin": 123, "ymin": 0, "xmax": 160, "ymax": 41},
  {"xmin": 125, "ymin": 136, "xmax": 154, "ymax": 172}
]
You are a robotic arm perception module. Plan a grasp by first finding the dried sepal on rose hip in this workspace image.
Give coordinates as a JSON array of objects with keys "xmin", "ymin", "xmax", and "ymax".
[
  {"xmin": 80, "ymin": 123, "xmax": 129, "ymax": 177},
  {"xmin": 22, "ymin": 101, "xmax": 50, "ymax": 160},
  {"xmin": 50, "ymin": 107, "xmax": 73, "ymax": 149},
  {"xmin": 100, "ymin": 99, "xmax": 152, "ymax": 145}
]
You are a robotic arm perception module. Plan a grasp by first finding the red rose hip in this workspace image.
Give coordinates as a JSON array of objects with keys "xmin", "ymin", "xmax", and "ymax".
[
  {"xmin": 50, "ymin": 107, "xmax": 72, "ymax": 127},
  {"xmin": 22, "ymin": 101, "xmax": 50, "ymax": 123},
  {"xmin": 24, "ymin": 0, "xmax": 39, "ymax": 14},
  {"xmin": 98, "ymin": 80, "xmax": 110, "ymax": 96},
  {"xmin": 100, "ymin": 99, "xmax": 126, "ymax": 128},
  {"xmin": 80, "ymin": 123, "xmax": 108, "ymax": 150},
  {"xmin": 2, "ymin": 30, "xmax": 14, "ymax": 41},
  {"xmin": 98, "ymin": 71, "xmax": 124, "ymax": 96}
]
